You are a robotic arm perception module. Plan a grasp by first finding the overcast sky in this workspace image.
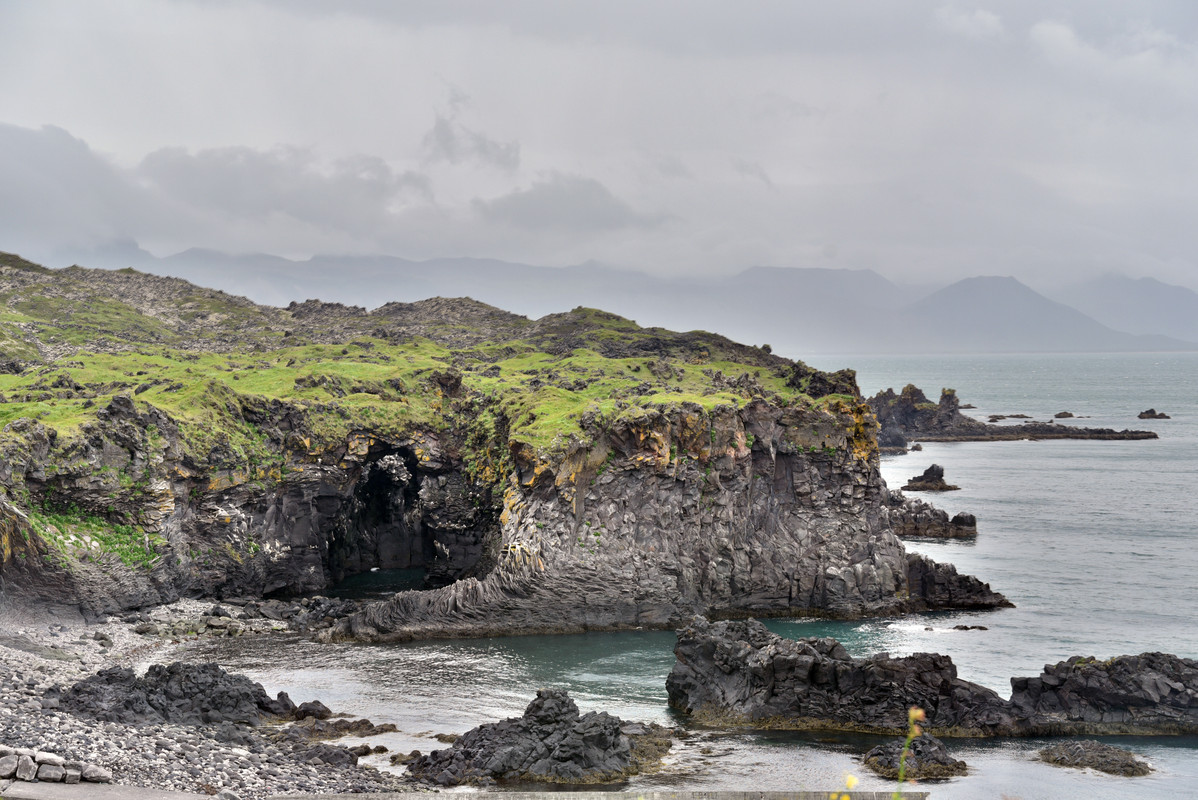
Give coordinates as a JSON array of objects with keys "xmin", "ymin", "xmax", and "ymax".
[{"xmin": 2, "ymin": 0, "xmax": 1197, "ymax": 290}]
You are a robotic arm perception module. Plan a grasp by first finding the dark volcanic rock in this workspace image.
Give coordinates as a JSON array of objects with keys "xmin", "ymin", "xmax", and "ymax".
[
  {"xmin": 666, "ymin": 618, "xmax": 1015, "ymax": 735},
  {"xmin": 882, "ymin": 489, "xmax": 976, "ymax": 538},
  {"xmin": 1009, "ymin": 652, "xmax": 1198, "ymax": 735},
  {"xmin": 901, "ymin": 464, "xmax": 959, "ymax": 492},
  {"xmin": 667, "ymin": 618, "xmax": 1198, "ymax": 737},
  {"xmin": 867, "ymin": 384, "xmax": 1157, "ymax": 449},
  {"xmin": 46, "ymin": 661, "xmax": 296, "ymax": 726},
  {"xmin": 1039, "ymin": 740, "xmax": 1152, "ymax": 776},
  {"xmin": 1138, "ymin": 408, "xmax": 1170, "ymax": 419},
  {"xmin": 406, "ymin": 689, "xmax": 670, "ymax": 786},
  {"xmin": 863, "ymin": 733, "xmax": 967, "ymax": 779}
]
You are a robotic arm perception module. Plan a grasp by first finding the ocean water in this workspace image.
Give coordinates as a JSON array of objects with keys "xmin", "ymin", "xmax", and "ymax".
[{"xmin": 188, "ymin": 353, "xmax": 1198, "ymax": 798}]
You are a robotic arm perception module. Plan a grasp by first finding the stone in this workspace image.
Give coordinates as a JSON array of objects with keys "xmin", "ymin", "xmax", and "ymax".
[
  {"xmin": 863, "ymin": 733, "xmax": 967, "ymax": 779},
  {"xmin": 36, "ymin": 762, "xmax": 67, "ymax": 782},
  {"xmin": 16, "ymin": 754, "xmax": 37, "ymax": 781},
  {"xmin": 902, "ymin": 464, "xmax": 960, "ymax": 492},
  {"xmin": 82, "ymin": 763, "xmax": 114, "ymax": 782},
  {"xmin": 1039, "ymin": 740, "xmax": 1152, "ymax": 776},
  {"xmin": 0, "ymin": 754, "xmax": 18, "ymax": 778},
  {"xmin": 295, "ymin": 700, "xmax": 333, "ymax": 720},
  {"xmin": 407, "ymin": 689, "xmax": 670, "ymax": 786},
  {"xmin": 35, "ymin": 751, "xmax": 66, "ymax": 766},
  {"xmin": 64, "ymin": 767, "xmax": 82, "ymax": 784},
  {"xmin": 1138, "ymin": 408, "xmax": 1170, "ymax": 419}
]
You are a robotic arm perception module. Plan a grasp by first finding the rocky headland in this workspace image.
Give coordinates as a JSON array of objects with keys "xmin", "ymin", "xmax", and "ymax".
[
  {"xmin": 869, "ymin": 384, "xmax": 1158, "ymax": 453},
  {"xmin": 0, "ymin": 252, "xmax": 1006, "ymax": 642},
  {"xmin": 667, "ymin": 618, "xmax": 1198, "ymax": 737}
]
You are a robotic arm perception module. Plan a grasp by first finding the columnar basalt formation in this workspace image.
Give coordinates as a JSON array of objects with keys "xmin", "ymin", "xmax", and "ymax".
[
  {"xmin": 667, "ymin": 618, "xmax": 1198, "ymax": 737},
  {"xmin": 331, "ymin": 399, "xmax": 1009, "ymax": 642}
]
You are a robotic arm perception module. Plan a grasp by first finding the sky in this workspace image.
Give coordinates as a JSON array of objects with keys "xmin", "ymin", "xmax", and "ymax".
[{"xmin": 2, "ymin": 0, "xmax": 1198, "ymax": 290}]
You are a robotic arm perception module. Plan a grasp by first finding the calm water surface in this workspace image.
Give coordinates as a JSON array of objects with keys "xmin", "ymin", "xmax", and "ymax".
[{"xmin": 188, "ymin": 353, "xmax": 1198, "ymax": 798}]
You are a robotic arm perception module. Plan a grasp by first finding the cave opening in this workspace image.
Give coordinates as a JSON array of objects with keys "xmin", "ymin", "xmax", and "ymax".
[{"xmin": 324, "ymin": 447, "xmax": 494, "ymax": 598}]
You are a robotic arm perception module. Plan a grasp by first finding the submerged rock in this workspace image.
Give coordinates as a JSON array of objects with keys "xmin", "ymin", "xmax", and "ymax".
[
  {"xmin": 667, "ymin": 618, "xmax": 1198, "ymax": 737},
  {"xmin": 863, "ymin": 733, "xmax": 967, "ymax": 779},
  {"xmin": 406, "ymin": 688, "xmax": 671, "ymax": 786},
  {"xmin": 1039, "ymin": 740, "xmax": 1152, "ymax": 776}
]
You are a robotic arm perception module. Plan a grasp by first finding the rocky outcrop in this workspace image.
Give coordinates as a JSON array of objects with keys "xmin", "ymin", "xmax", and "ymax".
[
  {"xmin": 45, "ymin": 662, "xmax": 298, "ymax": 727},
  {"xmin": 1138, "ymin": 409, "xmax": 1170, "ymax": 419},
  {"xmin": 1039, "ymin": 740, "xmax": 1152, "ymax": 776},
  {"xmin": 330, "ymin": 399, "xmax": 1009, "ymax": 642},
  {"xmin": 666, "ymin": 618, "xmax": 1198, "ymax": 737},
  {"xmin": 863, "ymin": 733, "xmax": 967, "ymax": 779},
  {"xmin": 406, "ymin": 689, "xmax": 670, "ymax": 786},
  {"xmin": 901, "ymin": 464, "xmax": 959, "ymax": 492},
  {"xmin": 868, "ymin": 384, "xmax": 1157, "ymax": 450},
  {"xmin": 882, "ymin": 489, "xmax": 976, "ymax": 538}
]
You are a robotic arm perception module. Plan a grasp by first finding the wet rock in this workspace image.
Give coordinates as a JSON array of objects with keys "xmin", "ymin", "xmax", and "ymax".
[
  {"xmin": 1138, "ymin": 409, "xmax": 1170, "ymax": 419},
  {"xmin": 1053, "ymin": 411, "xmax": 1074, "ymax": 418},
  {"xmin": 863, "ymin": 733, "xmax": 967, "ymax": 779},
  {"xmin": 46, "ymin": 661, "xmax": 297, "ymax": 726},
  {"xmin": 1039, "ymin": 740, "xmax": 1152, "ymax": 776},
  {"xmin": 295, "ymin": 700, "xmax": 333, "ymax": 720},
  {"xmin": 407, "ymin": 689, "xmax": 670, "ymax": 786},
  {"xmin": 668, "ymin": 618, "xmax": 1198, "ymax": 737},
  {"xmin": 902, "ymin": 464, "xmax": 959, "ymax": 492},
  {"xmin": 883, "ymin": 489, "xmax": 976, "ymax": 538}
]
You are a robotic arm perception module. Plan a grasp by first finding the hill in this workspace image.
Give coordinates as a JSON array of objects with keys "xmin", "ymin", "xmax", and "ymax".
[
  {"xmin": 0, "ymin": 251, "xmax": 1006, "ymax": 635},
  {"xmin": 1054, "ymin": 275, "xmax": 1198, "ymax": 343}
]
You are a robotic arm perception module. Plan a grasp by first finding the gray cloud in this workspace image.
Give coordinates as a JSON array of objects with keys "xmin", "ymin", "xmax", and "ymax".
[
  {"xmin": 474, "ymin": 174, "xmax": 664, "ymax": 233},
  {"xmin": 423, "ymin": 114, "xmax": 520, "ymax": 170},
  {"xmin": 139, "ymin": 145, "xmax": 431, "ymax": 230}
]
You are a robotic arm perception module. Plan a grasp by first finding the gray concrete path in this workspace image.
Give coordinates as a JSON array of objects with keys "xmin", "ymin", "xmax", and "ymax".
[{"xmin": 1, "ymin": 785, "xmax": 926, "ymax": 800}]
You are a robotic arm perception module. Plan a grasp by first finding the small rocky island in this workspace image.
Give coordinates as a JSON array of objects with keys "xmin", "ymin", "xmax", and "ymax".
[
  {"xmin": 869, "ymin": 384, "xmax": 1158, "ymax": 453},
  {"xmin": 902, "ymin": 463, "xmax": 959, "ymax": 491}
]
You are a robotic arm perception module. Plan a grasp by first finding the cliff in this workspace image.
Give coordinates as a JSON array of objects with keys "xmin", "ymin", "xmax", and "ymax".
[{"xmin": 0, "ymin": 252, "xmax": 1006, "ymax": 632}]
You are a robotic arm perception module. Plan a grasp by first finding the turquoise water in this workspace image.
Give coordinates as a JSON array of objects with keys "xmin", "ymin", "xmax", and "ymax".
[{"xmin": 192, "ymin": 353, "xmax": 1198, "ymax": 798}]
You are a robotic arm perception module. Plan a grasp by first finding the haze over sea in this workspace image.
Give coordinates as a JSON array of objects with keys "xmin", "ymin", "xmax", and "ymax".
[{"xmin": 190, "ymin": 352, "xmax": 1198, "ymax": 799}]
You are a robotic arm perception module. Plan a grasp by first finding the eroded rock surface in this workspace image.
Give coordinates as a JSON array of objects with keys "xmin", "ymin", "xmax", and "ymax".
[
  {"xmin": 1039, "ymin": 740, "xmax": 1152, "ymax": 776},
  {"xmin": 406, "ymin": 689, "xmax": 670, "ymax": 786},
  {"xmin": 667, "ymin": 618, "xmax": 1198, "ymax": 737},
  {"xmin": 882, "ymin": 489, "xmax": 977, "ymax": 538},
  {"xmin": 901, "ymin": 464, "xmax": 959, "ymax": 492},
  {"xmin": 863, "ymin": 733, "xmax": 967, "ymax": 779}
]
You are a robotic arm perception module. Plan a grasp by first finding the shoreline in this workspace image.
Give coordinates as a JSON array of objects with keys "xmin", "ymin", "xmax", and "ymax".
[{"xmin": 0, "ymin": 598, "xmax": 414, "ymax": 799}]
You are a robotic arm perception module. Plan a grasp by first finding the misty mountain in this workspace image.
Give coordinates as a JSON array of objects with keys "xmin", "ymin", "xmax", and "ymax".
[
  {"xmin": 55, "ymin": 247, "xmax": 1198, "ymax": 356},
  {"xmin": 892, "ymin": 276, "xmax": 1193, "ymax": 354},
  {"xmin": 1051, "ymin": 275, "xmax": 1198, "ymax": 344}
]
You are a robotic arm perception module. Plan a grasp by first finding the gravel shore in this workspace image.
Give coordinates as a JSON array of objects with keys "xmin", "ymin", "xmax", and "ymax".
[{"xmin": 0, "ymin": 596, "xmax": 413, "ymax": 799}]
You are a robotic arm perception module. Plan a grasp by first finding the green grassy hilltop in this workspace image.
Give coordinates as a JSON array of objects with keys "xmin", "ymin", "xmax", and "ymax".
[{"xmin": 0, "ymin": 251, "xmax": 862, "ymax": 574}]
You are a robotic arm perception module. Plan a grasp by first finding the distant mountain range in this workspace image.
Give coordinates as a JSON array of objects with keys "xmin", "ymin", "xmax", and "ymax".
[{"xmin": 52, "ymin": 247, "xmax": 1198, "ymax": 357}]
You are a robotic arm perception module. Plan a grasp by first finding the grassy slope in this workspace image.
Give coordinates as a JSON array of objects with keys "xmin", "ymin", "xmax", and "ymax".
[{"xmin": 0, "ymin": 253, "xmax": 857, "ymax": 568}]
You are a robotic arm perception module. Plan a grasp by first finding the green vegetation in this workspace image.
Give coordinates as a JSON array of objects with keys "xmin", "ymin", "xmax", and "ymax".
[
  {"xmin": 0, "ymin": 253, "xmax": 859, "ymax": 503},
  {"xmin": 28, "ymin": 505, "xmax": 164, "ymax": 568}
]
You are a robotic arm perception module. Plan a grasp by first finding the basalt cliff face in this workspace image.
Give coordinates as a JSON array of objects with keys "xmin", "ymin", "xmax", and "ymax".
[
  {"xmin": 0, "ymin": 252, "xmax": 1007, "ymax": 634},
  {"xmin": 334, "ymin": 398, "xmax": 1008, "ymax": 642}
]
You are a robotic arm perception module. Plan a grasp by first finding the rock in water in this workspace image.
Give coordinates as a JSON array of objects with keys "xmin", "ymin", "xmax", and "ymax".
[
  {"xmin": 407, "ymin": 689, "xmax": 670, "ymax": 786},
  {"xmin": 1138, "ymin": 408, "xmax": 1170, "ymax": 419},
  {"xmin": 863, "ymin": 733, "xmax": 967, "ymax": 779},
  {"xmin": 667, "ymin": 618, "xmax": 1198, "ymax": 736},
  {"xmin": 902, "ymin": 464, "xmax": 959, "ymax": 492},
  {"xmin": 1039, "ymin": 740, "xmax": 1152, "ymax": 776}
]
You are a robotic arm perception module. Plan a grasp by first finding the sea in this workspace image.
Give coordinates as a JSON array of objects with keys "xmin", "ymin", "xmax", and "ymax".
[{"xmin": 186, "ymin": 352, "xmax": 1198, "ymax": 799}]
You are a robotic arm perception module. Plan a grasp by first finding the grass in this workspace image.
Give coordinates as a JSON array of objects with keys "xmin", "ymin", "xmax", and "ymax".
[{"xmin": 28, "ymin": 505, "xmax": 164, "ymax": 569}]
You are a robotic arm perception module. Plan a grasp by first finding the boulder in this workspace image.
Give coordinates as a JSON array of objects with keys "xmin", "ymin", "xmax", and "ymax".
[
  {"xmin": 46, "ymin": 661, "xmax": 298, "ymax": 727},
  {"xmin": 1039, "ymin": 740, "xmax": 1152, "ymax": 776},
  {"xmin": 1138, "ymin": 409, "xmax": 1170, "ymax": 419},
  {"xmin": 407, "ymin": 689, "xmax": 670, "ymax": 786},
  {"xmin": 902, "ymin": 464, "xmax": 959, "ymax": 492},
  {"xmin": 863, "ymin": 733, "xmax": 967, "ymax": 779}
]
